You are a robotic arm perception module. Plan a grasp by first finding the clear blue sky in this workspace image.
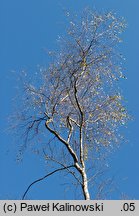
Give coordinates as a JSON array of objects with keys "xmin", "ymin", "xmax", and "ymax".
[{"xmin": 0, "ymin": 0, "xmax": 139, "ymax": 199}]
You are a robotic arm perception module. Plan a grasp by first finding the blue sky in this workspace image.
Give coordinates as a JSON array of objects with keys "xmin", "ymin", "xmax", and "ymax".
[{"xmin": 0, "ymin": 0, "xmax": 139, "ymax": 199}]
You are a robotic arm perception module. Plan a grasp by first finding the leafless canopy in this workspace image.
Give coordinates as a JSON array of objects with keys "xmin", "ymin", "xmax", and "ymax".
[{"xmin": 12, "ymin": 9, "xmax": 129, "ymax": 199}]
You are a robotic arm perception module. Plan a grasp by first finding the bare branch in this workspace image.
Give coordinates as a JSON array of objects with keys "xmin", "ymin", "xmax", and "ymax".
[
  {"xmin": 22, "ymin": 165, "xmax": 74, "ymax": 200},
  {"xmin": 42, "ymin": 152, "xmax": 82, "ymax": 185},
  {"xmin": 45, "ymin": 119, "xmax": 79, "ymax": 164}
]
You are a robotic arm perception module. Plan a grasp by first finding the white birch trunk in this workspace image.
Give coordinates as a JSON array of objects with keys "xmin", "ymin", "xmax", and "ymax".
[{"xmin": 82, "ymin": 167, "xmax": 90, "ymax": 200}]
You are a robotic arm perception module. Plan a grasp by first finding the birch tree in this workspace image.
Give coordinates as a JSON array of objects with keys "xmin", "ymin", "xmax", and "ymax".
[{"xmin": 12, "ymin": 9, "xmax": 129, "ymax": 200}]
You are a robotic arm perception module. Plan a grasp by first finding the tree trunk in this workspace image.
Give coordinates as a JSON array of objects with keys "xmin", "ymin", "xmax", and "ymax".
[{"xmin": 82, "ymin": 167, "xmax": 90, "ymax": 200}]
